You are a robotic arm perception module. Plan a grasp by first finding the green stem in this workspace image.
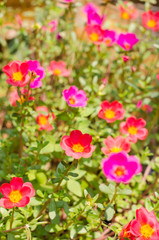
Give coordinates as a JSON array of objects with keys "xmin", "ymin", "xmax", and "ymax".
[
  {"xmin": 10, "ymin": 207, "xmax": 15, "ymax": 230},
  {"xmin": 109, "ymin": 182, "xmax": 118, "ymax": 205},
  {"xmin": 36, "ymin": 158, "xmax": 78, "ymax": 218}
]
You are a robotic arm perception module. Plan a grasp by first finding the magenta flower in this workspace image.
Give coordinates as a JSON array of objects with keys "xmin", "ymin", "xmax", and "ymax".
[
  {"xmin": 102, "ymin": 151, "xmax": 142, "ymax": 183},
  {"xmin": 63, "ymin": 86, "xmax": 87, "ymax": 108},
  {"xmin": 48, "ymin": 20, "xmax": 58, "ymax": 33},
  {"xmin": 122, "ymin": 55, "xmax": 130, "ymax": 62},
  {"xmin": 103, "ymin": 30, "xmax": 116, "ymax": 47},
  {"xmin": 27, "ymin": 60, "xmax": 45, "ymax": 88},
  {"xmin": 117, "ymin": 33, "xmax": 139, "ymax": 51},
  {"xmin": 83, "ymin": 3, "xmax": 105, "ymax": 26}
]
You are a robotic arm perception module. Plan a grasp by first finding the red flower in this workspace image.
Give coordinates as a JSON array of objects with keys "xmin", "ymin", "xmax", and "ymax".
[
  {"xmin": 85, "ymin": 24, "xmax": 104, "ymax": 45},
  {"xmin": 3, "ymin": 61, "xmax": 29, "ymax": 87},
  {"xmin": 60, "ymin": 130, "xmax": 95, "ymax": 159},
  {"xmin": 101, "ymin": 136, "xmax": 131, "ymax": 155},
  {"xmin": 120, "ymin": 116, "xmax": 148, "ymax": 143},
  {"xmin": 142, "ymin": 10, "xmax": 159, "ymax": 31},
  {"xmin": 47, "ymin": 61, "xmax": 70, "ymax": 77},
  {"xmin": 36, "ymin": 106, "xmax": 55, "ymax": 131},
  {"xmin": 119, "ymin": 220, "xmax": 136, "ymax": 240},
  {"xmin": 0, "ymin": 177, "xmax": 35, "ymax": 209},
  {"xmin": 130, "ymin": 207, "xmax": 159, "ymax": 239},
  {"xmin": 98, "ymin": 100, "xmax": 125, "ymax": 123}
]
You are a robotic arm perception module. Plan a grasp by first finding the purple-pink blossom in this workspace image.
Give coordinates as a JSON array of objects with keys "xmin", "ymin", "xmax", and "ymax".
[
  {"xmin": 103, "ymin": 30, "xmax": 116, "ymax": 47},
  {"xmin": 117, "ymin": 33, "xmax": 139, "ymax": 51},
  {"xmin": 83, "ymin": 3, "xmax": 105, "ymax": 25},
  {"xmin": 63, "ymin": 86, "xmax": 88, "ymax": 108},
  {"xmin": 27, "ymin": 60, "xmax": 45, "ymax": 88},
  {"xmin": 102, "ymin": 151, "xmax": 142, "ymax": 183}
]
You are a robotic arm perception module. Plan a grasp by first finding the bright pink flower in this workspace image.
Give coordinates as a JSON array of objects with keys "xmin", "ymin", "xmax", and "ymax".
[
  {"xmin": 83, "ymin": 3, "xmax": 105, "ymax": 25},
  {"xmin": 117, "ymin": 33, "xmax": 139, "ymax": 51},
  {"xmin": 157, "ymin": 74, "xmax": 159, "ymax": 81},
  {"xmin": 103, "ymin": 30, "xmax": 116, "ymax": 47},
  {"xmin": 119, "ymin": 1, "xmax": 138, "ymax": 20},
  {"xmin": 142, "ymin": 11, "xmax": 159, "ymax": 32},
  {"xmin": 48, "ymin": 61, "xmax": 70, "ymax": 77},
  {"xmin": 48, "ymin": 20, "xmax": 58, "ymax": 33},
  {"xmin": 60, "ymin": 130, "xmax": 95, "ymax": 159},
  {"xmin": 9, "ymin": 89, "xmax": 34, "ymax": 107},
  {"xmin": 3, "ymin": 61, "xmax": 29, "ymax": 87},
  {"xmin": 120, "ymin": 116, "xmax": 148, "ymax": 143},
  {"xmin": 136, "ymin": 100, "xmax": 142, "ymax": 108},
  {"xmin": 36, "ymin": 106, "xmax": 55, "ymax": 131},
  {"xmin": 119, "ymin": 220, "xmax": 136, "ymax": 240},
  {"xmin": 122, "ymin": 55, "xmax": 130, "ymax": 62},
  {"xmin": 85, "ymin": 25, "xmax": 104, "ymax": 45},
  {"xmin": 15, "ymin": 14, "xmax": 22, "ymax": 26},
  {"xmin": 102, "ymin": 151, "xmax": 142, "ymax": 184},
  {"xmin": 27, "ymin": 60, "xmax": 45, "ymax": 88},
  {"xmin": 102, "ymin": 78, "xmax": 107, "ymax": 85},
  {"xmin": 0, "ymin": 177, "xmax": 35, "ymax": 209},
  {"xmin": 63, "ymin": 0, "xmax": 74, "ymax": 2},
  {"xmin": 63, "ymin": 86, "xmax": 87, "ymax": 108},
  {"xmin": 101, "ymin": 136, "xmax": 131, "ymax": 155},
  {"xmin": 98, "ymin": 100, "xmax": 125, "ymax": 123},
  {"xmin": 130, "ymin": 207, "xmax": 159, "ymax": 239}
]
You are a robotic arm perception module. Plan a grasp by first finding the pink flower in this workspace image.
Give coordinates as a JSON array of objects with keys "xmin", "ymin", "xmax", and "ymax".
[
  {"xmin": 47, "ymin": 61, "xmax": 70, "ymax": 77},
  {"xmin": 142, "ymin": 11, "xmax": 159, "ymax": 32},
  {"xmin": 48, "ymin": 20, "xmax": 58, "ymax": 33},
  {"xmin": 36, "ymin": 106, "xmax": 55, "ymax": 131},
  {"xmin": 9, "ymin": 89, "xmax": 34, "ymax": 107},
  {"xmin": 15, "ymin": 14, "xmax": 22, "ymax": 26},
  {"xmin": 63, "ymin": 0, "xmax": 74, "ymax": 2},
  {"xmin": 117, "ymin": 33, "xmax": 139, "ymax": 51},
  {"xmin": 83, "ymin": 3, "xmax": 105, "ymax": 26},
  {"xmin": 136, "ymin": 100, "xmax": 142, "ymax": 108},
  {"xmin": 142, "ymin": 104, "xmax": 152, "ymax": 113},
  {"xmin": 27, "ymin": 60, "xmax": 45, "ymax": 88},
  {"xmin": 103, "ymin": 30, "xmax": 116, "ymax": 47},
  {"xmin": 122, "ymin": 55, "xmax": 130, "ymax": 62},
  {"xmin": 98, "ymin": 100, "xmax": 125, "ymax": 123},
  {"xmin": 102, "ymin": 151, "xmax": 142, "ymax": 184},
  {"xmin": 62, "ymin": 86, "xmax": 87, "ymax": 108},
  {"xmin": 119, "ymin": 1, "xmax": 138, "ymax": 20},
  {"xmin": 3, "ymin": 61, "xmax": 29, "ymax": 87},
  {"xmin": 0, "ymin": 177, "xmax": 35, "ymax": 209},
  {"xmin": 101, "ymin": 136, "xmax": 131, "ymax": 155},
  {"xmin": 60, "ymin": 130, "xmax": 95, "ymax": 159},
  {"xmin": 130, "ymin": 207, "xmax": 159, "ymax": 239},
  {"xmin": 157, "ymin": 74, "xmax": 159, "ymax": 81},
  {"xmin": 120, "ymin": 116, "xmax": 148, "ymax": 143},
  {"xmin": 102, "ymin": 78, "xmax": 107, "ymax": 85},
  {"xmin": 85, "ymin": 25, "xmax": 104, "ymax": 45},
  {"xmin": 119, "ymin": 220, "xmax": 136, "ymax": 240}
]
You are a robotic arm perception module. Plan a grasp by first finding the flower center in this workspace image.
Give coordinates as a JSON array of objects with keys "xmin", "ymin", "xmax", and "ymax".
[
  {"xmin": 12, "ymin": 72, "xmax": 23, "ymax": 81},
  {"xmin": 147, "ymin": 19, "xmax": 156, "ymax": 28},
  {"xmin": 69, "ymin": 96, "xmax": 76, "ymax": 105},
  {"xmin": 122, "ymin": 12, "xmax": 130, "ymax": 19},
  {"xmin": 128, "ymin": 126, "xmax": 137, "ymax": 135},
  {"xmin": 123, "ymin": 230, "xmax": 131, "ymax": 238},
  {"xmin": 90, "ymin": 32, "xmax": 99, "ymax": 42},
  {"xmin": 72, "ymin": 143, "xmax": 84, "ymax": 153},
  {"xmin": 9, "ymin": 190, "xmax": 22, "ymax": 203},
  {"xmin": 105, "ymin": 38, "xmax": 112, "ymax": 46},
  {"xmin": 18, "ymin": 96, "xmax": 25, "ymax": 105},
  {"xmin": 140, "ymin": 224, "xmax": 154, "ymax": 238},
  {"xmin": 110, "ymin": 146, "xmax": 122, "ymax": 153},
  {"xmin": 104, "ymin": 109, "xmax": 115, "ymax": 119},
  {"xmin": 54, "ymin": 69, "xmax": 61, "ymax": 76},
  {"xmin": 39, "ymin": 116, "xmax": 48, "ymax": 125},
  {"xmin": 124, "ymin": 42, "xmax": 130, "ymax": 50},
  {"xmin": 114, "ymin": 166, "xmax": 126, "ymax": 177}
]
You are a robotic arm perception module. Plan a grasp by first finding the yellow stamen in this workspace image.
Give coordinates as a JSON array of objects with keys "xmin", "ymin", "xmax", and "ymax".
[
  {"xmin": 90, "ymin": 32, "xmax": 99, "ymax": 42},
  {"xmin": 9, "ymin": 190, "xmax": 22, "ymax": 203},
  {"xmin": 39, "ymin": 116, "xmax": 48, "ymax": 125},
  {"xmin": 140, "ymin": 224, "xmax": 154, "ymax": 238},
  {"xmin": 104, "ymin": 109, "xmax": 115, "ymax": 119},
  {"xmin": 128, "ymin": 126, "xmax": 137, "ymax": 135},
  {"xmin": 114, "ymin": 166, "xmax": 125, "ymax": 177},
  {"xmin": 12, "ymin": 72, "xmax": 23, "ymax": 82},
  {"xmin": 69, "ymin": 97, "xmax": 76, "ymax": 105},
  {"xmin": 72, "ymin": 143, "xmax": 84, "ymax": 153},
  {"xmin": 122, "ymin": 12, "xmax": 130, "ymax": 19},
  {"xmin": 110, "ymin": 146, "xmax": 122, "ymax": 153},
  {"xmin": 105, "ymin": 38, "xmax": 112, "ymax": 46},
  {"xmin": 18, "ymin": 96, "xmax": 25, "ymax": 105},
  {"xmin": 147, "ymin": 19, "xmax": 156, "ymax": 28},
  {"xmin": 124, "ymin": 43, "xmax": 130, "ymax": 50},
  {"xmin": 54, "ymin": 69, "xmax": 61, "ymax": 76}
]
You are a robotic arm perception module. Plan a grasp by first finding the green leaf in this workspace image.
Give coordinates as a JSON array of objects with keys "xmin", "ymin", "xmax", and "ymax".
[
  {"xmin": 29, "ymin": 197, "xmax": 42, "ymax": 206},
  {"xmin": 36, "ymin": 172, "xmax": 47, "ymax": 185},
  {"xmin": 145, "ymin": 198, "xmax": 154, "ymax": 212},
  {"xmin": 7, "ymin": 234, "xmax": 15, "ymax": 240},
  {"xmin": 70, "ymin": 225, "xmax": 77, "ymax": 239},
  {"xmin": 104, "ymin": 204, "xmax": 115, "ymax": 221},
  {"xmin": 68, "ymin": 172, "xmax": 79, "ymax": 177},
  {"xmin": 67, "ymin": 179, "xmax": 82, "ymax": 197},
  {"xmin": 49, "ymin": 199, "xmax": 56, "ymax": 220}
]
